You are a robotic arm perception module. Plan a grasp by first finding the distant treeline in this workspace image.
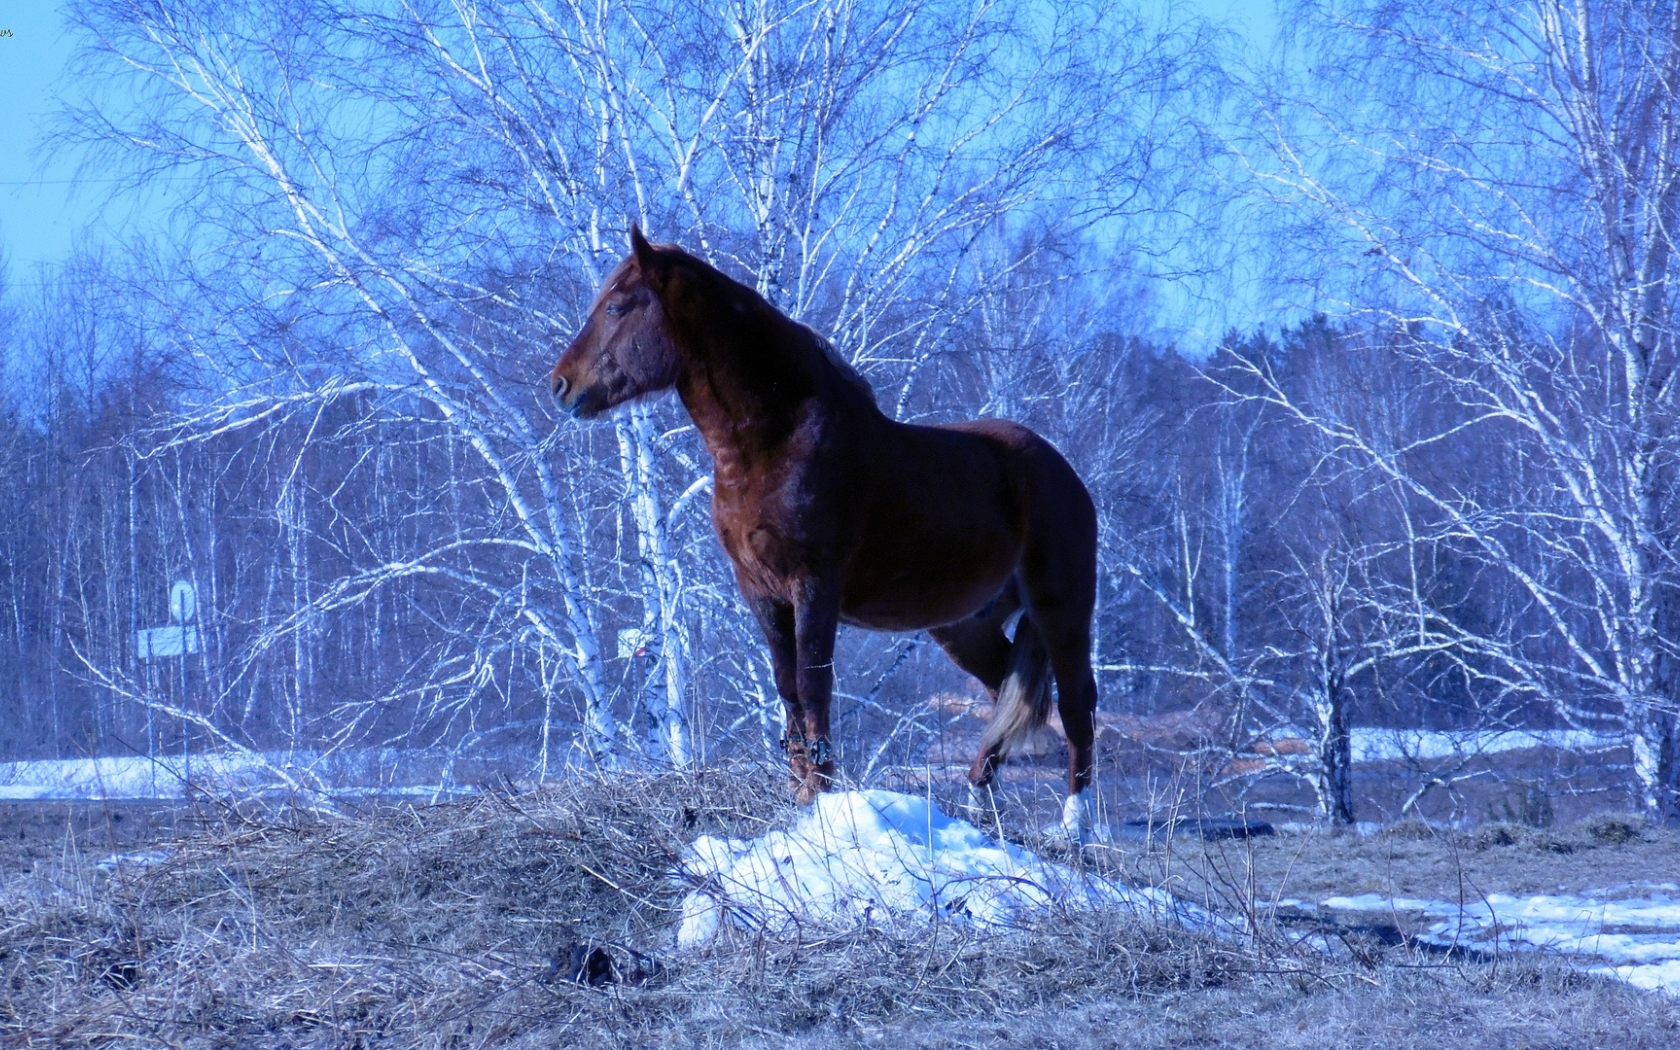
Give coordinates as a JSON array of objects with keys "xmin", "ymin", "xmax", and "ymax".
[{"xmin": 0, "ymin": 298, "xmax": 1653, "ymax": 825}]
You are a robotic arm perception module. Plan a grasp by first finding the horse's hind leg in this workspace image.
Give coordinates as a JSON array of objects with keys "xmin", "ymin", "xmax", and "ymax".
[
  {"xmin": 1020, "ymin": 603, "xmax": 1100, "ymax": 843},
  {"xmin": 928, "ymin": 581, "xmax": 1020, "ymax": 788},
  {"xmin": 1017, "ymin": 487, "xmax": 1101, "ymax": 840}
]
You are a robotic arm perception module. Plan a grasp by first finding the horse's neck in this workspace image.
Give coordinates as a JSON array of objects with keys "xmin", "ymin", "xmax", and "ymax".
[{"xmin": 674, "ymin": 313, "xmax": 823, "ymax": 475}]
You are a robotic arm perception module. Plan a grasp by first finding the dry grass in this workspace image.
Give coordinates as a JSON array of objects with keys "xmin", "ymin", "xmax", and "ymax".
[
  {"xmin": 1147, "ymin": 809, "xmax": 1680, "ymax": 909},
  {"xmin": 2, "ymin": 768, "xmax": 1677, "ymax": 1048}
]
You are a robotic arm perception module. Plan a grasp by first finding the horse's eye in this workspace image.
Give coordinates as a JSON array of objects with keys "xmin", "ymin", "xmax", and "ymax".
[{"xmin": 605, "ymin": 302, "xmax": 626, "ymax": 317}]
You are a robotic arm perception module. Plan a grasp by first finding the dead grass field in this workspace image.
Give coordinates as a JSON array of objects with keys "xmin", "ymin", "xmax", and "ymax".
[
  {"xmin": 2, "ymin": 768, "xmax": 1678, "ymax": 1048},
  {"xmin": 1162, "ymin": 812, "xmax": 1680, "ymax": 906}
]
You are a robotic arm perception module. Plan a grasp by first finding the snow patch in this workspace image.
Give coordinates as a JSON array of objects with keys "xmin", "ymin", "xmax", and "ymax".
[
  {"xmin": 0, "ymin": 749, "xmax": 472, "ymax": 801},
  {"xmin": 1321, "ymin": 890, "xmax": 1680, "ymax": 994},
  {"xmin": 1348, "ymin": 728, "xmax": 1624, "ymax": 764},
  {"xmin": 96, "ymin": 850, "xmax": 170, "ymax": 873},
  {"xmin": 676, "ymin": 789, "xmax": 1213, "ymax": 948}
]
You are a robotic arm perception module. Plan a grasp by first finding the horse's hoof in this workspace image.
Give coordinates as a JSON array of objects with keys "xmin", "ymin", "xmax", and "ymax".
[
  {"xmin": 1058, "ymin": 792, "xmax": 1111, "ymax": 847},
  {"xmin": 786, "ymin": 755, "xmax": 813, "ymax": 794},
  {"xmin": 966, "ymin": 784, "xmax": 1000, "ymax": 830}
]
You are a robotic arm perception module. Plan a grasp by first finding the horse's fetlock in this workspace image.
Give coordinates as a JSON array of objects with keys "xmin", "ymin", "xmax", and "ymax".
[{"xmin": 808, "ymin": 736, "xmax": 833, "ymax": 767}]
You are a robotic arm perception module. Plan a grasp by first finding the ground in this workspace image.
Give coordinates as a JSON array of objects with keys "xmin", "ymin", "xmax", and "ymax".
[
  {"xmin": 1172, "ymin": 813, "xmax": 1676, "ymax": 904},
  {"xmin": 0, "ymin": 799, "xmax": 193, "ymax": 876},
  {"xmin": 1, "ymin": 769, "xmax": 1678, "ymax": 1048}
]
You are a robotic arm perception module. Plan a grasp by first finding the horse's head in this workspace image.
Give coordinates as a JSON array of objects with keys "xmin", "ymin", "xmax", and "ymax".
[{"xmin": 550, "ymin": 226, "xmax": 683, "ymax": 419}]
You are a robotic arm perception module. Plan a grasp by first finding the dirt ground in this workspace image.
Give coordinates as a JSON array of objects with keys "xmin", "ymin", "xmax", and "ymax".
[
  {"xmin": 2, "ymin": 773, "xmax": 1678, "ymax": 1049},
  {"xmin": 6, "ymin": 790, "xmax": 1668, "ymax": 924},
  {"xmin": 0, "ymin": 800, "xmax": 207, "ymax": 877},
  {"xmin": 915, "ymin": 701, "xmax": 1638, "ymax": 818}
]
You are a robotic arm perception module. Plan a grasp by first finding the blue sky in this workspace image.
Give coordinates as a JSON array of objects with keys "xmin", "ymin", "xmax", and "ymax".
[
  {"xmin": 0, "ymin": 2, "xmax": 193, "ymax": 285},
  {"xmin": 0, "ymin": 2, "xmax": 85, "ymax": 279},
  {"xmin": 0, "ymin": 1, "xmax": 1279, "ymax": 302}
]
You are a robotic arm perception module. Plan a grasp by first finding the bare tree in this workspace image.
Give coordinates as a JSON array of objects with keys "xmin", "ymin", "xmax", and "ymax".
[
  {"xmin": 60, "ymin": 0, "xmax": 1209, "ymax": 776},
  {"xmin": 1230, "ymin": 0, "xmax": 1680, "ymax": 819}
]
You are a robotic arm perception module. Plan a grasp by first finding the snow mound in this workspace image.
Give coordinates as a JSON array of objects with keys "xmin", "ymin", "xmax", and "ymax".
[
  {"xmin": 676, "ymin": 789, "xmax": 1211, "ymax": 948},
  {"xmin": 1321, "ymin": 889, "xmax": 1680, "ymax": 994}
]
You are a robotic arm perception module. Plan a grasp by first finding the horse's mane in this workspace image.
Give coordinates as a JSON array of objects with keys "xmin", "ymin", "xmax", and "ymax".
[
  {"xmin": 804, "ymin": 327, "xmax": 878, "ymax": 407},
  {"xmin": 669, "ymin": 247, "xmax": 877, "ymax": 407}
]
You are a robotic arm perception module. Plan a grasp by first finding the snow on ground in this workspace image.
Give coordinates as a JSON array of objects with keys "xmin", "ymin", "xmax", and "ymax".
[
  {"xmin": 0, "ymin": 748, "xmax": 470, "ymax": 801},
  {"xmin": 1315, "ymin": 884, "xmax": 1680, "ymax": 994},
  {"xmin": 0, "ymin": 729, "xmax": 1624, "ymax": 804},
  {"xmin": 10, "ymin": 739, "xmax": 1674, "ymax": 997},
  {"xmin": 95, "ymin": 850, "xmax": 171, "ymax": 873},
  {"xmin": 1348, "ymin": 727, "xmax": 1624, "ymax": 764},
  {"xmin": 676, "ymin": 789, "xmax": 1216, "ymax": 948}
]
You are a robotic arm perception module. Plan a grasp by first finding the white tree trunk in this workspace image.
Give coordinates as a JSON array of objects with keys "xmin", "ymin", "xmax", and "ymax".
[{"xmin": 616, "ymin": 405, "xmax": 693, "ymax": 766}]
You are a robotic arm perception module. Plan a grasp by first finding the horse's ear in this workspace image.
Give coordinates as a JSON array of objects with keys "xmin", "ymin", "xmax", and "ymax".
[{"xmin": 630, "ymin": 225, "xmax": 664, "ymax": 284}]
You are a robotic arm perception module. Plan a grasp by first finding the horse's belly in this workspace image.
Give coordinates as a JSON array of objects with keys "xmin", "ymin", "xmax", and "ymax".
[
  {"xmin": 839, "ymin": 536, "xmax": 1018, "ymax": 632},
  {"xmin": 839, "ymin": 591, "xmax": 1005, "ymax": 632}
]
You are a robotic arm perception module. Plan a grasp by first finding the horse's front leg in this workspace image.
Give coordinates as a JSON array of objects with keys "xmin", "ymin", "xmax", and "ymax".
[
  {"xmin": 791, "ymin": 579, "xmax": 841, "ymax": 804},
  {"xmin": 745, "ymin": 595, "xmax": 809, "ymax": 792}
]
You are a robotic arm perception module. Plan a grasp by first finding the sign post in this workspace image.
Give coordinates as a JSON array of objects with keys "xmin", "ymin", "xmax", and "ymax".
[
  {"xmin": 137, "ymin": 580, "xmax": 199, "ymax": 781},
  {"xmin": 136, "ymin": 580, "xmax": 200, "ymax": 658}
]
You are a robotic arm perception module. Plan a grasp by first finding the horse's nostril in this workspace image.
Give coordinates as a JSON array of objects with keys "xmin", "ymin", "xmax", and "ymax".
[{"xmin": 553, "ymin": 375, "xmax": 569, "ymax": 399}]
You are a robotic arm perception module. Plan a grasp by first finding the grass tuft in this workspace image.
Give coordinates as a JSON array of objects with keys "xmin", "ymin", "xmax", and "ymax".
[
  {"xmin": 1582, "ymin": 812, "xmax": 1646, "ymax": 846},
  {"xmin": 1469, "ymin": 821, "xmax": 1529, "ymax": 849}
]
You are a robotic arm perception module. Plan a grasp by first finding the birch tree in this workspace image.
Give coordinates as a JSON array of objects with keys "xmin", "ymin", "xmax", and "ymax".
[
  {"xmin": 1237, "ymin": 0, "xmax": 1680, "ymax": 817},
  {"xmin": 66, "ymin": 0, "xmax": 1208, "ymax": 772}
]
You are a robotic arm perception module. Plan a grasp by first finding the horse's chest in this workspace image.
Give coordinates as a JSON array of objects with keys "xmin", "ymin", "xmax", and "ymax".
[{"xmin": 712, "ymin": 481, "xmax": 822, "ymax": 592}]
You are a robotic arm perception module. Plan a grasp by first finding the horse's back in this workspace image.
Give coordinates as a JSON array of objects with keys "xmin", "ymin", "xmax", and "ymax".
[{"xmin": 932, "ymin": 419, "xmax": 1095, "ymax": 529}]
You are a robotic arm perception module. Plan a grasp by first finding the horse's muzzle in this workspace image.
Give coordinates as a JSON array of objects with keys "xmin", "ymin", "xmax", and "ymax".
[
  {"xmin": 551, "ymin": 374, "xmax": 600, "ymax": 418},
  {"xmin": 562, "ymin": 387, "xmax": 603, "ymax": 420}
]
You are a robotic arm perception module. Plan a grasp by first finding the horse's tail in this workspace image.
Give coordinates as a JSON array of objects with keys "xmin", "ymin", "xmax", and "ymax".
[{"xmin": 979, "ymin": 613, "xmax": 1054, "ymax": 759}]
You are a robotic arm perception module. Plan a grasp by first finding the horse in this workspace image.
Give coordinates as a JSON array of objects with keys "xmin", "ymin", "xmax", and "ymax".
[{"xmin": 550, "ymin": 228, "xmax": 1103, "ymax": 841}]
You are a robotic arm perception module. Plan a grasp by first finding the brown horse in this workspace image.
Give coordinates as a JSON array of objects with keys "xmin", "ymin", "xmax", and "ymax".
[{"xmin": 550, "ymin": 228, "xmax": 1103, "ymax": 840}]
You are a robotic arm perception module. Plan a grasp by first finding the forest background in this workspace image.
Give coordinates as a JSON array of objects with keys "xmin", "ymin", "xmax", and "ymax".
[{"xmin": 3, "ymin": 0, "xmax": 1677, "ymax": 827}]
